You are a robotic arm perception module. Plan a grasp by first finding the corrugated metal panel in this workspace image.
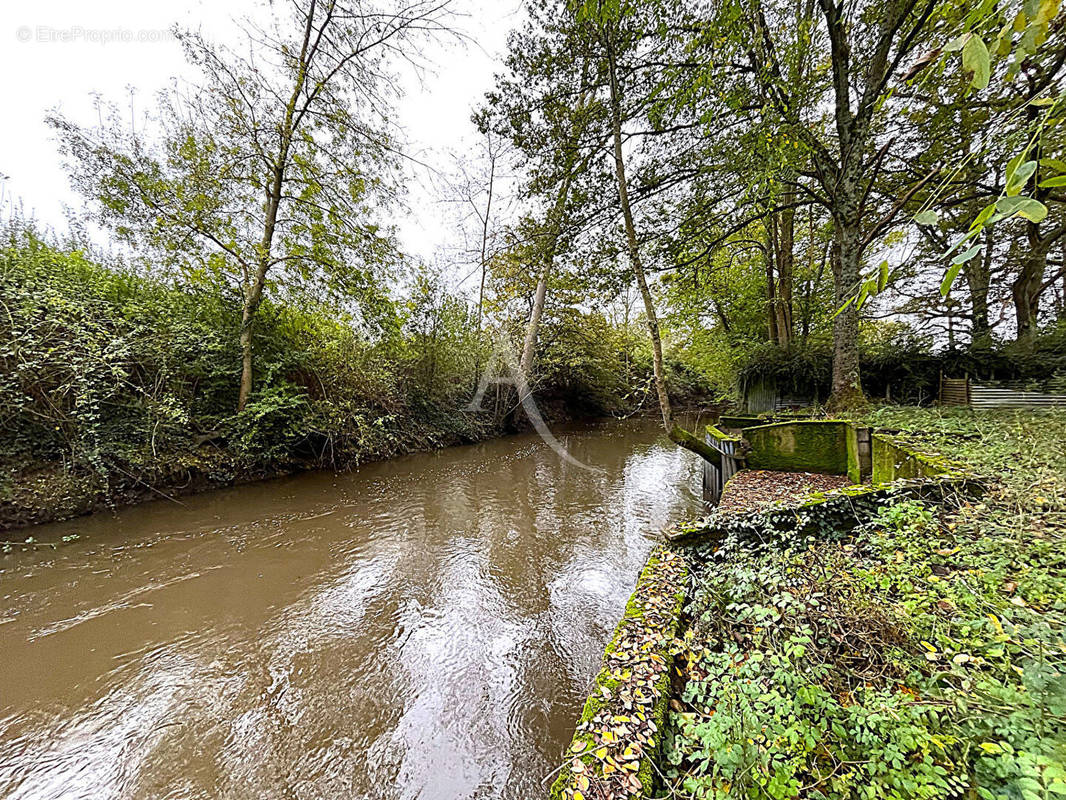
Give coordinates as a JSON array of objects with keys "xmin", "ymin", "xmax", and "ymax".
[
  {"xmin": 971, "ymin": 385, "xmax": 1066, "ymax": 407},
  {"xmin": 702, "ymin": 434, "xmax": 742, "ymax": 506},
  {"xmin": 745, "ymin": 378, "xmax": 776, "ymax": 414},
  {"xmin": 775, "ymin": 396, "xmax": 813, "ymax": 411}
]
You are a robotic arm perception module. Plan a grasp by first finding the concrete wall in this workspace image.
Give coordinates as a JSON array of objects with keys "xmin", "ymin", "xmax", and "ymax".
[
  {"xmin": 745, "ymin": 421, "xmax": 850, "ymax": 475},
  {"xmin": 870, "ymin": 434, "xmax": 943, "ymax": 483}
]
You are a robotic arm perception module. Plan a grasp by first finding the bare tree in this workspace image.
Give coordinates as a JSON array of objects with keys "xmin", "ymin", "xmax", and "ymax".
[{"xmin": 439, "ymin": 121, "xmax": 514, "ymax": 385}]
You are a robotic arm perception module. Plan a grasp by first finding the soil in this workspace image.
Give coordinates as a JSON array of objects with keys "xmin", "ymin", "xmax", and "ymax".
[{"xmin": 717, "ymin": 469, "xmax": 852, "ymax": 515}]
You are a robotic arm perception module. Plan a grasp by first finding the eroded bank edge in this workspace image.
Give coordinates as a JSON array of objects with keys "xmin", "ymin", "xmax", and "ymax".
[{"xmin": 549, "ymin": 545, "xmax": 687, "ymax": 800}]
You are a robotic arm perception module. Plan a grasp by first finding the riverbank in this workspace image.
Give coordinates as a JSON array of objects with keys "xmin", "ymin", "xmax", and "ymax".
[
  {"xmin": 0, "ymin": 405, "xmax": 723, "ymax": 533},
  {"xmin": 553, "ymin": 407, "xmax": 1066, "ymax": 800},
  {"xmin": 663, "ymin": 407, "xmax": 1066, "ymax": 799},
  {"xmin": 1, "ymin": 227, "xmax": 715, "ymax": 533},
  {"xmin": 0, "ymin": 411, "xmax": 502, "ymax": 532}
]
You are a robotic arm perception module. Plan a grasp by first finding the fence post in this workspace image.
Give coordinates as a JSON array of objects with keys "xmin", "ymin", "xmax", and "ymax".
[{"xmin": 856, "ymin": 426, "xmax": 872, "ymax": 482}]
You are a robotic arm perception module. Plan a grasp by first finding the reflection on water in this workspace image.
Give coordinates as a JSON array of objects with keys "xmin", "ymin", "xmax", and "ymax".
[{"xmin": 0, "ymin": 418, "xmax": 700, "ymax": 799}]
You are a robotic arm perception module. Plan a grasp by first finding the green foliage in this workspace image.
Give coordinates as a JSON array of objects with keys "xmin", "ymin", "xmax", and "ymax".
[
  {"xmin": 665, "ymin": 408, "xmax": 1066, "ymax": 799},
  {"xmin": 732, "ymin": 326, "xmax": 1066, "ymax": 407},
  {"xmin": 0, "ymin": 225, "xmax": 492, "ymax": 515},
  {"xmin": 0, "ymin": 222, "xmax": 709, "ymax": 525}
]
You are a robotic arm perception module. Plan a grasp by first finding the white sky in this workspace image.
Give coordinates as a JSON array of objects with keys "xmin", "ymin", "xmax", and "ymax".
[{"xmin": 0, "ymin": 0, "xmax": 523, "ymax": 268}]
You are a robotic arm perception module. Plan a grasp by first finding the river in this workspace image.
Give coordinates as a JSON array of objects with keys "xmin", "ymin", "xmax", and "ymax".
[{"xmin": 0, "ymin": 418, "xmax": 701, "ymax": 800}]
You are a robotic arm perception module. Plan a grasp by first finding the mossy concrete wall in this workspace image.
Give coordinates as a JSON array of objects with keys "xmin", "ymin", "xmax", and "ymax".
[
  {"xmin": 844, "ymin": 426, "xmax": 869, "ymax": 482},
  {"xmin": 705, "ymin": 424, "xmax": 742, "ymax": 444},
  {"xmin": 745, "ymin": 421, "xmax": 849, "ymax": 475},
  {"xmin": 668, "ymin": 474, "xmax": 982, "ymax": 546},
  {"xmin": 870, "ymin": 434, "xmax": 945, "ymax": 483},
  {"xmin": 549, "ymin": 545, "xmax": 687, "ymax": 800}
]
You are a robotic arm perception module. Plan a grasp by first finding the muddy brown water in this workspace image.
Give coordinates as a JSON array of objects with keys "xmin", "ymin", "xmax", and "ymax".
[{"xmin": 0, "ymin": 418, "xmax": 701, "ymax": 800}]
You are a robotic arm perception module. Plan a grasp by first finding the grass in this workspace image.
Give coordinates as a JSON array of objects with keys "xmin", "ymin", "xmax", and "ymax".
[{"xmin": 660, "ymin": 408, "xmax": 1066, "ymax": 800}]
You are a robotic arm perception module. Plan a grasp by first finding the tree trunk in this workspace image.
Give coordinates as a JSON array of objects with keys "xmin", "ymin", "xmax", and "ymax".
[
  {"xmin": 519, "ymin": 263, "xmax": 550, "ymax": 381},
  {"xmin": 965, "ymin": 230, "xmax": 992, "ymax": 344},
  {"xmin": 238, "ymin": 247, "xmax": 275, "ymax": 409},
  {"xmin": 517, "ymin": 89, "xmax": 587, "ymax": 388},
  {"xmin": 606, "ymin": 32, "xmax": 671, "ymax": 431},
  {"xmin": 668, "ymin": 426, "xmax": 722, "ymax": 467},
  {"xmin": 765, "ymin": 230, "xmax": 779, "ymax": 343},
  {"xmin": 236, "ymin": 7, "xmax": 314, "ymax": 410},
  {"xmin": 473, "ymin": 147, "xmax": 496, "ymax": 391},
  {"xmin": 829, "ymin": 217, "xmax": 865, "ymax": 409},
  {"xmin": 775, "ymin": 199, "xmax": 795, "ymax": 346},
  {"xmin": 238, "ymin": 315, "xmax": 255, "ymax": 412},
  {"xmin": 1014, "ymin": 239, "xmax": 1046, "ymax": 344}
]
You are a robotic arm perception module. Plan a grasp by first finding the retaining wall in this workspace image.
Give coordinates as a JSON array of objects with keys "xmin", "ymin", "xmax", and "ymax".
[
  {"xmin": 744, "ymin": 420, "xmax": 851, "ymax": 474},
  {"xmin": 549, "ymin": 545, "xmax": 687, "ymax": 800},
  {"xmin": 871, "ymin": 433, "xmax": 946, "ymax": 482}
]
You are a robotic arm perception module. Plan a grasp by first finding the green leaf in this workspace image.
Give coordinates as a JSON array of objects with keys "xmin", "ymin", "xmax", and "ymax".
[
  {"xmin": 946, "ymin": 229, "xmax": 980, "ymax": 256},
  {"xmin": 941, "ymin": 262, "xmax": 964, "ymax": 296},
  {"xmin": 1038, "ymin": 175, "xmax": 1066, "ymax": 187},
  {"xmin": 878, "ymin": 259, "xmax": 890, "ymax": 292},
  {"xmin": 1040, "ymin": 158, "xmax": 1066, "ymax": 172},
  {"xmin": 971, "ymin": 202, "xmax": 998, "ymax": 229},
  {"xmin": 1036, "ymin": 0, "xmax": 1060, "ymax": 23},
  {"xmin": 1005, "ymin": 152, "xmax": 1027, "ymax": 184},
  {"xmin": 831, "ymin": 295, "xmax": 856, "ymax": 319},
  {"xmin": 995, "ymin": 20, "xmax": 1014, "ymax": 56},
  {"xmin": 944, "ymin": 33, "xmax": 973, "ymax": 52},
  {"xmin": 951, "ymin": 244, "xmax": 982, "ymax": 265},
  {"xmin": 1017, "ymin": 199, "xmax": 1049, "ymax": 222},
  {"xmin": 914, "ymin": 210, "xmax": 939, "ymax": 225},
  {"xmin": 962, "ymin": 35, "xmax": 991, "ymax": 89},
  {"xmin": 997, "ymin": 195, "xmax": 1048, "ymax": 222},
  {"xmin": 1006, "ymin": 160, "xmax": 1037, "ymax": 195}
]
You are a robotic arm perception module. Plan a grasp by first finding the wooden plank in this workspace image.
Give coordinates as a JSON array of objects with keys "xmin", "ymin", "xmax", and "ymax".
[{"xmin": 940, "ymin": 377, "xmax": 969, "ymax": 406}]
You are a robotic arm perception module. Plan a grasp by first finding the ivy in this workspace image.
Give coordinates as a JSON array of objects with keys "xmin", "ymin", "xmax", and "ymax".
[{"xmin": 663, "ymin": 409, "xmax": 1066, "ymax": 800}]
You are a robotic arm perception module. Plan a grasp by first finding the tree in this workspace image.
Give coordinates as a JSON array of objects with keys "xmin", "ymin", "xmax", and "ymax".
[
  {"xmin": 51, "ymin": 0, "xmax": 452, "ymax": 410},
  {"xmin": 591, "ymin": 3, "xmax": 673, "ymax": 430},
  {"xmin": 439, "ymin": 119, "xmax": 512, "ymax": 385},
  {"xmin": 657, "ymin": 0, "xmax": 950, "ymax": 406},
  {"xmin": 483, "ymin": 7, "xmax": 600, "ymax": 397},
  {"xmin": 899, "ymin": 26, "xmax": 1066, "ymax": 345}
]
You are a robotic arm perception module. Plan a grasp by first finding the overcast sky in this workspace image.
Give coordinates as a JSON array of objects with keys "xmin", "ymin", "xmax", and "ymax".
[{"xmin": 0, "ymin": 0, "xmax": 522, "ymax": 273}]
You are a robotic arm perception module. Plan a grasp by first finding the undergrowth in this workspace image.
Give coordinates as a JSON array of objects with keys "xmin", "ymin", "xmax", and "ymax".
[{"xmin": 663, "ymin": 408, "xmax": 1066, "ymax": 800}]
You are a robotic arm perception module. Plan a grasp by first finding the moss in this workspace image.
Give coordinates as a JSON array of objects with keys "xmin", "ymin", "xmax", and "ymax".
[
  {"xmin": 668, "ymin": 474, "xmax": 982, "ymax": 548},
  {"xmin": 549, "ymin": 545, "xmax": 688, "ymax": 800},
  {"xmin": 745, "ymin": 420, "xmax": 850, "ymax": 474},
  {"xmin": 846, "ymin": 425, "xmax": 861, "ymax": 484},
  {"xmin": 705, "ymin": 424, "xmax": 742, "ymax": 443},
  {"xmin": 869, "ymin": 433, "xmax": 956, "ymax": 483}
]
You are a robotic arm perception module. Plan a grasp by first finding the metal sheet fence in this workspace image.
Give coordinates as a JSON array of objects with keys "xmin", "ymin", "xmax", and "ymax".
[
  {"xmin": 702, "ymin": 431, "xmax": 742, "ymax": 506},
  {"xmin": 940, "ymin": 376, "xmax": 1066, "ymax": 408}
]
